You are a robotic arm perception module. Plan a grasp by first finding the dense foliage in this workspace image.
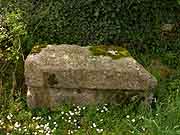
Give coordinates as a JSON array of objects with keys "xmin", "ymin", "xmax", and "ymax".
[
  {"xmin": 0, "ymin": 0, "xmax": 179, "ymax": 52},
  {"xmin": 0, "ymin": 1, "xmax": 180, "ymax": 134},
  {"xmin": 13, "ymin": 0, "xmax": 180, "ymax": 45}
]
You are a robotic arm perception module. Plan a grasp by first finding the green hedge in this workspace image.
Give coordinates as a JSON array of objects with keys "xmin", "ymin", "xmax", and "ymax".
[{"xmin": 3, "ymin": 0, "xmax": 180, "ymax": 45}]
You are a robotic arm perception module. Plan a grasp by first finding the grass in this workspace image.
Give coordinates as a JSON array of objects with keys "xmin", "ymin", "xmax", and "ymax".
[
  {"xmin": 0, "ymin": 57, "xmax": 180, "ymax": 135},
  {"xmin": 0, "ymin": 91, "xmax": 179, "ymax": 135},
  {"xmin": 1, "ymin": 39, "xmax": 180, "ymax": 135},
  {"xmin": 1, "ymin": 38, "xmax": 180, "ymax": 135}
]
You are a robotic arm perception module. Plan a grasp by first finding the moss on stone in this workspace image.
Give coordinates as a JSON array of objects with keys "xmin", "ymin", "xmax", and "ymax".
[
  {"xmin": 48, "ymin": 73, "xmax": 58, "ymax": 86},
  {"xmin": 89, "ymin": 45, "xmax": 131, "ymax": 59},
  {"xmin": 31, "ymin": 44, "xmax": 48, "ymax": 54}
]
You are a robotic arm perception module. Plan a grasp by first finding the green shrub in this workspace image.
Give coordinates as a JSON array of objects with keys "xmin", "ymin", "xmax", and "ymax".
[
  {"xmin": 10, "ymin": 0, "xmax": 179, "ymax": 46},
  {"xmin": 0, "ymin": 5, "xmax": 32, "ymax": 96}
]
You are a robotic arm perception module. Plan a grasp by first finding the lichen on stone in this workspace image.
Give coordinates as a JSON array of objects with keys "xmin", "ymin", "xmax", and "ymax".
[
  {"xmin": 31, "ymin": 44, "xmax": 48, "ymax": 54},
  {"xmin": 89, "ymin": 45, "xmax": 131, "ymax": 59}
]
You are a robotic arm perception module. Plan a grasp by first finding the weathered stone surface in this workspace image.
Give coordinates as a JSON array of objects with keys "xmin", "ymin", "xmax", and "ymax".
[
  {"xmin": 161, "ymin": 23, "xmax": 176, "ymax": 33},
  {"xmin": 0, "ymin": 78, "xmax": 2, "ymax": 96},
  {"xmin": 25, "ymin": 44, "xmax": 157, "ymax": 108}
]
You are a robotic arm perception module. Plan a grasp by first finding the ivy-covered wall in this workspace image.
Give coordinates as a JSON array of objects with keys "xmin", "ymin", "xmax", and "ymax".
[{"xmin": 10, "ymin": 0, "xmax": 178, "ymax": 45}]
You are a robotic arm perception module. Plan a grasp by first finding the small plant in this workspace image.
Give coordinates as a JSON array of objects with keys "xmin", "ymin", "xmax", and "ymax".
[
  {"xmin": 0, "ymin": 9, "xmax": 27, "ymax": 63},
  {"xmin": 0, "ymin": 7, "xmax": 31, "ymax": 100},
  {"xmin": 89, "ymin": 45, "xmax": 131, "ymax": 59}
]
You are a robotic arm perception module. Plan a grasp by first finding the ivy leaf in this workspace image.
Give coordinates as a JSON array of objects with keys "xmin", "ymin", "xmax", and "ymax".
[
  {"xmin": 177, "ymin": 0, "xmax": 180, "ymax": 5},
  {"xmin": 94, "ymin": 9, "xmax": 99, "ymax": 17}
]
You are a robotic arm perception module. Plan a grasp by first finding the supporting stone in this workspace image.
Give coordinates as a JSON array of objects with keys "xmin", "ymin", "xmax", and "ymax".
[{"xmin": 25, "ymin": 44, "xmax": 157, "ymax": 109}]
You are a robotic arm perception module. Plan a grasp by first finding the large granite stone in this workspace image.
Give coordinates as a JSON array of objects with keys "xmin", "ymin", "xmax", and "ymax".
[{"xmin": 25, "ymin": 44, "xmax": 157, "ymax": 108}]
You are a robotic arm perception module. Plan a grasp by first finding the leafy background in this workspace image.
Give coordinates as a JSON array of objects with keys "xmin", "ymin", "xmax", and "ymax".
[{"xmin": 0, "ymin": 1, "xmax": 180, "ymax": 134}]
